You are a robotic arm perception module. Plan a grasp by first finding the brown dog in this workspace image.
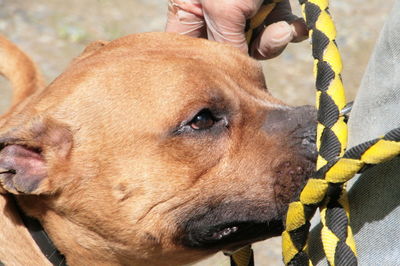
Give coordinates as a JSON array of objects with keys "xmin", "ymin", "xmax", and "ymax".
[{"xmin": 0, "ymin": 32, "xmax": 316, "ymax": 265}]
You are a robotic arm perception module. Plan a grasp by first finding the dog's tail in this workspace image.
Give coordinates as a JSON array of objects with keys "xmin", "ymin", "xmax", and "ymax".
[{"xmin": 0, "ymin": 35, "xmax": 45, "ymax": 109}]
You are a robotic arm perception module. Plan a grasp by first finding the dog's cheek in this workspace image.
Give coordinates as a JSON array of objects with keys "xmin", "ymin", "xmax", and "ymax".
[{"xmin": 162, "ymin": 135, "xmax": 227, "ymax": 173}]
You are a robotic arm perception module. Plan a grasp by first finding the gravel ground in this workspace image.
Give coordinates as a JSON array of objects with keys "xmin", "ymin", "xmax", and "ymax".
[{"xmin": 0, "ymin": 0, "xmax": 394, "ymax": 265}]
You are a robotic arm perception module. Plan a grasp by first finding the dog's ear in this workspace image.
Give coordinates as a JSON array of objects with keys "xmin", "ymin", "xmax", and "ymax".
[
  {"xmin": 0, "ymin": 117, "xmax": 72, "ymax": 195},
  {"xmin": 72, "ymin": 40, "xmax": 109, "ymax": 63}
]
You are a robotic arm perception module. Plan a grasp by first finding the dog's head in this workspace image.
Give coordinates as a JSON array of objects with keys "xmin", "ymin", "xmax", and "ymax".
[{"xmin": 0, "ymin": 33, "xmax": 316, "ymax": 265}]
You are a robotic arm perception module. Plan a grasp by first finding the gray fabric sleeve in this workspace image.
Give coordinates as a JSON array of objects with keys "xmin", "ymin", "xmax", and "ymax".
[{"xmin": 308, "ymin": 0, "xmax": 400, "ymax": 264}]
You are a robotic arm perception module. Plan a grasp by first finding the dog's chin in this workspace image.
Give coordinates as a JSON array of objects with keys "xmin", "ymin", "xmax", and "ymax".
[
  {"xmin": 180, "ymin": 219, "xmax": 284, "ymax": 251},
  {"xmin": 176, "ymin": 200, "xmax": 287, "ymax": 252},
  {"xmin": 177, "ymin": 158, "xmax": 315, "ymax": 252}
]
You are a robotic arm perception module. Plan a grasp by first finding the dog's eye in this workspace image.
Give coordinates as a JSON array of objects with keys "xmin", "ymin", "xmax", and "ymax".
[{"xmin": 189, "ymin": 109, "xmax": 217, "ymax": 130}]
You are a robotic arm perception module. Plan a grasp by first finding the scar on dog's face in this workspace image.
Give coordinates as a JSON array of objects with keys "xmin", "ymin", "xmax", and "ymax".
[{"xmin": 0, "ymin": 33, "xmax": 316, "ymax": 264}]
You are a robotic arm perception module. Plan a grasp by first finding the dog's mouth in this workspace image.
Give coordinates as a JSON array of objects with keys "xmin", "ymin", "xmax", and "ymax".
[
  {"xmin": 181, "ymin": 219, "xmax": 283, "ymax": 251},
  {"xmin": 177, "ymin": 201, "xmax": 286, "ymax": 251}
]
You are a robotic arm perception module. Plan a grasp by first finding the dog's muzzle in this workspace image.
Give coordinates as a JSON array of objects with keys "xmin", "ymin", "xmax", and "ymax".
[{"xmin": 264, "ymin": 105, "xmax": 317, "ymax": 161}]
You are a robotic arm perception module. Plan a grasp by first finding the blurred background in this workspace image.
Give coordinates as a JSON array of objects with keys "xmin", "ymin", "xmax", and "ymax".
[{"xmin": 0, "ymin": 0, "xmax": 394, "ymax": 265}]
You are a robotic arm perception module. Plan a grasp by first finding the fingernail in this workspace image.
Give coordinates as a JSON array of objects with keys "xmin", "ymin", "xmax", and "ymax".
[{"xmin": 270, "ymin": 21, "xmax": 293, "ymax": 43}]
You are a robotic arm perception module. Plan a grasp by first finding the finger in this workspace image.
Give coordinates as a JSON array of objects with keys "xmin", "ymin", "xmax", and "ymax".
[
  {"xmin": 262, "ymin": 0, "xmax": 308, "ymax": 42},
  {"xmin": 165, "ymin": 0, "xmax": 206, "ymax": 37},
  {"xmin": 202, "ymin": 0, "xmax": 264, "ymax": 53},
  {"xmin": 250, "ymin": 0, "xmax": 309, "ymax": 59},
  {"xmin": 290, "ymin": 18, "xmax": 308, "ymax": 43},
  {"xmin": 250, "ymin": 21, "xmax": 292, "ymax": 59},
  {"xmin": 250, "ymin": 19, "xmax": 307, "ymax": 59}
]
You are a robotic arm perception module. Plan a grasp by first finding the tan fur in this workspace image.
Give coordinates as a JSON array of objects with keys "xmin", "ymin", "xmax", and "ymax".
[
  {"xmin": 0, "ymin": 33, "xmax": 314, "ymax": 265},
  {"xmin": 0, "ymin": 36, "xmax": 45, "ymax": 109},
  {"xmin": 0, "ymin": 36, "xmax": 50, "ymax": 265},
  {"xmin": 0, "ymin": 194, "xmax": 51, "ymax": 265}
]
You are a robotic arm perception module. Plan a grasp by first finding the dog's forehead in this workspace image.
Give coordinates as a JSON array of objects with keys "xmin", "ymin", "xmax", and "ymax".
[
  {"xmin": 93, "ymin": 32, "xmax": 258, "ymax": 65},
  {"xmin": 43, "ymin": 32, "xmax": 267, "ymax": 104},
  {"xmin": 73, "ymin": 32, "xmax": 265, "ymax": 84},
  {"xmin": 29, "ymin": 32, "xmax": 272, "ymax": 133}
]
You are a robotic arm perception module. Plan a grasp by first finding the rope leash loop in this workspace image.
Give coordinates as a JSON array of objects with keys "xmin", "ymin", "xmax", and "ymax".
[
  {"xmin": 232, "ymin": 0, "xmax": 400, "ymax": 265},
  {"xmin": 230, "ymin": 0, "xmax": 400, "ymax": 265},
  {"xmin": 237, "ymin": 0, "xmax": 357, "ymax": 264},
  {"xmin": 241, "ymin": 0, "xmax": 357, "ymax": 264},
  {"xmin": 282, "ymin": 0, "xmax": 358, "ymax": 265}
]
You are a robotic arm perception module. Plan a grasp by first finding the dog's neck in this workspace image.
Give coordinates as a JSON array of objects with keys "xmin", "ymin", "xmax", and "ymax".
[
  {"xmin": 15, "ymin": 196, "xmax": 137, "ymax": 266},
  {"xmin": 0, "ymin": 195, "xmax": 65, "ymax": 265},
  {"xmin": 0, "ymin": 194, "xmax": 52, "ymax": 265},
  {"xmin": 14, "ymin": 196, "xmax": 66, "ymax": 266}
]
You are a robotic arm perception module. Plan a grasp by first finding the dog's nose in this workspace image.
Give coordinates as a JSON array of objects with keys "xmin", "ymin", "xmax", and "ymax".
[{"xmin": 264, "ymin": 105, "xmax": 317, "ymax": 161}]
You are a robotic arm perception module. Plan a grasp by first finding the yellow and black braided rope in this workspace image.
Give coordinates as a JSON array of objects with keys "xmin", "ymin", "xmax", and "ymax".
[
  {"xmin": 282, "ymin": 129, "xmax": 400, "ymax": 266},
  {"xmin": 233, "ymin": 0, "xmax": 400, "ymax": 265},
  {"xmin": 309, "ymin": 127, "xmax": 400, "ymax": 265},
  {"xmin": 282, "ymin": 0, "xmax": 355, "ymax": 264},
  {"xmin": 284, "ymin": 1, "xmax": 400, "ymax": 266}
]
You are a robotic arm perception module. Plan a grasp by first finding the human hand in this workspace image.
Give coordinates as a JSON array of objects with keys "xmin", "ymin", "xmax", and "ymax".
[{"xmin": 165, "ymin": 0, "xmax": 308, "ymax": 59}]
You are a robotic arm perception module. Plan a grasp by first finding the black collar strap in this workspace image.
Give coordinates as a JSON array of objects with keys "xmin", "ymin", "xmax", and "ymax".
[{"xmin": 13, "ymin": 197, "xmax": 67, "ymax": 266}]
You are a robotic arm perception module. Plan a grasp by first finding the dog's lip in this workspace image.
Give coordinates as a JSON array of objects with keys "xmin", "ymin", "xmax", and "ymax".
[{"xmin": 181, "ymin": 219, "xmax": 284, "ymax": 250}]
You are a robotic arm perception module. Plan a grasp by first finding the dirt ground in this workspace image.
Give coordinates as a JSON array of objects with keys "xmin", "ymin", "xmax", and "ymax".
[{"xmin": 0, "ymin": 0, "xmax": 394, "ymax": 265}]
